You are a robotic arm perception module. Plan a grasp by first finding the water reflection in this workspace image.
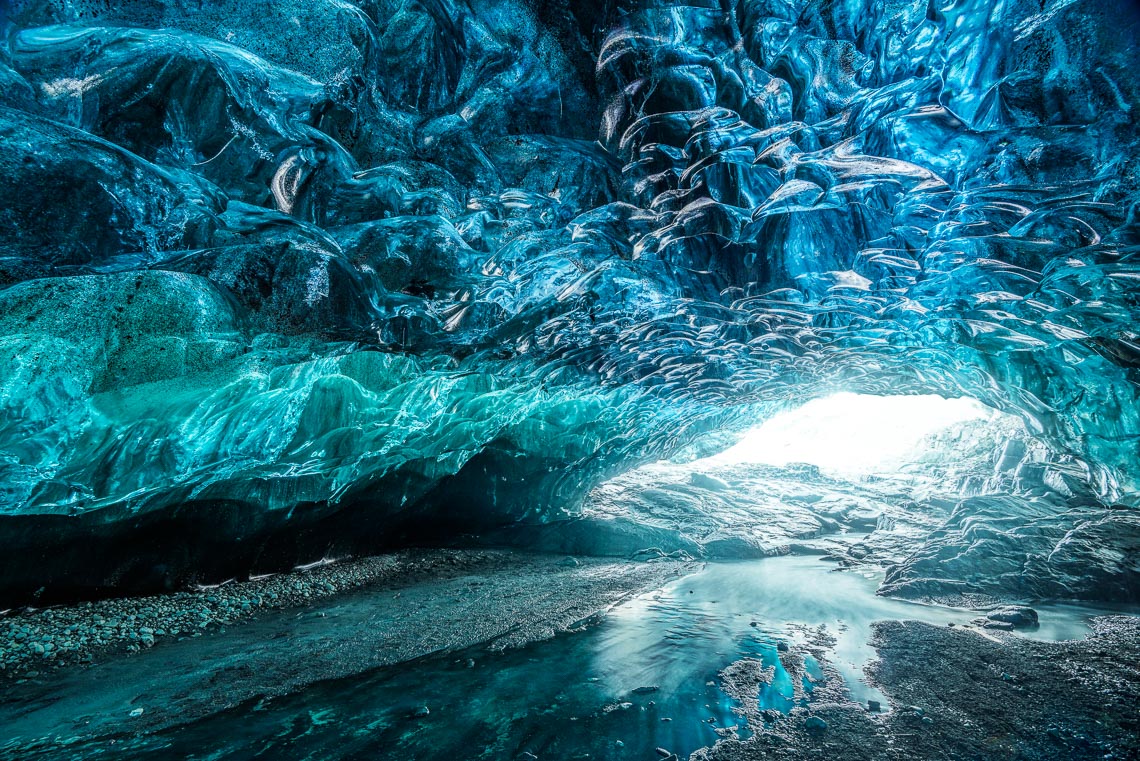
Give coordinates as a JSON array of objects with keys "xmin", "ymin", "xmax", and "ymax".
[{"xmin": 5, "ymin": 557, "xmax": 1121, "ymax": 761}]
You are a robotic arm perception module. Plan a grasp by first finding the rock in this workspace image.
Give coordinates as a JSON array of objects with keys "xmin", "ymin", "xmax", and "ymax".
[
  {"xmin": 868, "ymin": 700, "xmax": 881, "ymax": 712},
  {"xmin": 632, "ymin": 685, "xmax": 659, "ymax": 694},
  {"xmin": 805, "ymin": 716, "xmax": 828, "ymax": 731},
  {"xmin": 982, "ymin": 620, "xmax": 1015, "ymax": 631},
  {"xmin": 777, "ymin": 641, "xmax": 789, "ymax": 652},
  {"xmin": 986, "ymin": 606, "xmax": 1039, "ymax": 629}
]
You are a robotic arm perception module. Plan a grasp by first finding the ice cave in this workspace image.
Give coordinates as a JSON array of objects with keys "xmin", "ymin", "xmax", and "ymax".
[{"xmin": 0, "ymin": 0, "xmax": 1138, "ymax": 758}]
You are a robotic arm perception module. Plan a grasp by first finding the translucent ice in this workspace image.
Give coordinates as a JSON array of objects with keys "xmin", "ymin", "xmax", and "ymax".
[{"xmin": 1, "ymin": 0, "xmax": 1138, "ymax": 598}]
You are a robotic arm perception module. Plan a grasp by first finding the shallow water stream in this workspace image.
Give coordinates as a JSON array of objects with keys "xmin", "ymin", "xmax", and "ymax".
[{"xmin": 1, "ymin": 556, "xmax": 1127, "ymax": 760}]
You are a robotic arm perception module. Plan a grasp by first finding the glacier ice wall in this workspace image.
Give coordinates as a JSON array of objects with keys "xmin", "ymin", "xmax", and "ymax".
[{"xmin": 0, "ymin": 0, "xmax": 1138, "ymax": 598}]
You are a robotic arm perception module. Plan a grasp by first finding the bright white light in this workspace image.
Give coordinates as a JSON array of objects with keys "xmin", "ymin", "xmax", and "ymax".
[{"xmin": 709, "ymin": 393, "xmax": 993, "ymax": 475}]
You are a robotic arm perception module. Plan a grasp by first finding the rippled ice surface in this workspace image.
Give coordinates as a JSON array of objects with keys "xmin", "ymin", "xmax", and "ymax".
[
  {"xmin": 60, "ymin": 557, "xmax": 1123, "ymax": 761},
  {"xmin": 3, "ymin": 0, "xmax": 1139, "ymax": 604}
]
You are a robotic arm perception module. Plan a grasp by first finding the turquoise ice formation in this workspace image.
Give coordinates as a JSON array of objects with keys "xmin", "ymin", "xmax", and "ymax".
[{"xmin": 0, "ymin": 0, "xmax": 1137, "ymax": 600}]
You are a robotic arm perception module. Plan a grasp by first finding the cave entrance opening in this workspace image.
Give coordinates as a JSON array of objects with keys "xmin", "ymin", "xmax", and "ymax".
[
  {"xmin": 699, "ymin": 392, "xmax": 1003, "ymax": 479},
  {"xmin": 577, "ymin": 391, "xmax": 1032, "ymax": 560}
]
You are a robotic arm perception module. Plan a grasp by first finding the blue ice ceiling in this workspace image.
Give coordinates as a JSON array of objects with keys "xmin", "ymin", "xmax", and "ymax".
[{"xmin": 0, "ymin": 0, "xmax": 1137, "ymax": 597}]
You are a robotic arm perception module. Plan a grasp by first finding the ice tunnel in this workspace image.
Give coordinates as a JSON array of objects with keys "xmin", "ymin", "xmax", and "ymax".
[{"xmin": 0, "ymin": 0, "xmax": 1138, "ymax": 758}]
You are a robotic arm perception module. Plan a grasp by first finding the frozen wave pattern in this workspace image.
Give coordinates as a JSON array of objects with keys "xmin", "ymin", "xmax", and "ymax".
[{"xmin": 0, "ymin": 0, "xmax": 1137, "ymax": 598}]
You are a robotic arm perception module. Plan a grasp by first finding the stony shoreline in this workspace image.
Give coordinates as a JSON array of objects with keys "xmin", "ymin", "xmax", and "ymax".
[
  {"xmin": 1, "ymin": 552, "xmax": 1135, "ymax": 760},
  {"xmin": 0, "ymin": 549, "xmax": 515, "ymax": 679},
  {"xmin": 0, "ymin": 551, "xmax": 697, "ymax": 756},
  {"xmin": 695, "ymin": 615, "xmax": 1140, "ymax": 761}
]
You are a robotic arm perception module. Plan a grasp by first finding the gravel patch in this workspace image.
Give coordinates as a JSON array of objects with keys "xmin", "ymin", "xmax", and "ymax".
[
  {"xmin": 694, "ymin": 615, "xmax": 1140, "ymax": 761},
  {"xmin": 0, "ymin": 549, "xmax": 507, "ymax": 679}
]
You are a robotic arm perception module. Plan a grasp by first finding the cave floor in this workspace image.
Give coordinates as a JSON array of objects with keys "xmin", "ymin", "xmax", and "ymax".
[{"xmin": 1, "ymin": 553, "xmax": 1137, "ymax": 760}]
